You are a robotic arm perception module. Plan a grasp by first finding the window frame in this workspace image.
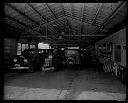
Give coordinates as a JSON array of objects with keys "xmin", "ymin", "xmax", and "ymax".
[{"xmin": 17, "ymin": 43, "xmax": 36, "ymax": 55}]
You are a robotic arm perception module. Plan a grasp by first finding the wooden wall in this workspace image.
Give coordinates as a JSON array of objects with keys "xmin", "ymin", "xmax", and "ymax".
[{"xmin": 95, "ymin": 27, "xmax": 126, "ymax": 67}]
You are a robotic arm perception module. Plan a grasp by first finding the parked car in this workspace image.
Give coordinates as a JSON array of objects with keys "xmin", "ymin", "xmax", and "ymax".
[
  {"xmin": 42, "ymin": 55, "xmax": 55, "ymax": 71},
  {"xmin": 9, "ymin": 49, "xmax": 49, "ymax": 72},
  {"xmin": 48, "ymin": 48, "xmax": 81, "ymax": 71},
  {"xmin": 64, "ymin": 49, "xmax": 81, "ymax": 68},
  {"xmin": 9, "ymin": 55, "xmax": 30, "ymax": 72}
]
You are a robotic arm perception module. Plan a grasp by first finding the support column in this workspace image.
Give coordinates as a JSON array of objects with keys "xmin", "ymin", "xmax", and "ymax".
[
  {"xmin": 112, "ymin": 44, "xmax": 115, "ymax": 61},
  {"xmin": 35, "ymin": 41, "xmax": 39, "ymax": 49},
  {"xmin": 16, "ymin": 38, "xmax": 20, "ymax": 55}
]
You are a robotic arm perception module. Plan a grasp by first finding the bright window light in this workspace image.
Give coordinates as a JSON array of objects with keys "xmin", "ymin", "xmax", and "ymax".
[{"xmin": 38, "ymin": 42, "xmax": 50, "ymax": 49}]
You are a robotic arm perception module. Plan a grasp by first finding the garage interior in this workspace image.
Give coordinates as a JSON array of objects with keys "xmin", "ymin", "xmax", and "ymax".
[{"xmin": 4, "ymin": 2, "xmax": 127, "ymax": 100}]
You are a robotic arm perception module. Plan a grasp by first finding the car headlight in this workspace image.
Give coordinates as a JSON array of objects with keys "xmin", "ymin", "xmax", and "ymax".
[
  {"xmin": 24, "ymin": 59, "xmax": 28, "ymax": 63},
  {"xmin": 13, "ymin": 58, "xmax": 17, "ymax": 62}
]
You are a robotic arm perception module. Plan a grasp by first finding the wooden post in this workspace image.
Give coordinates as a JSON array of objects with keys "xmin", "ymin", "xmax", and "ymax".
[{"xmin": 112, "ymin": 44, "xmax": 115, "ymax": 61}]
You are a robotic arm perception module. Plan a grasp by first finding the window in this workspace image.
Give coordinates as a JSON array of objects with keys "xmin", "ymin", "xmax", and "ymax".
[
  {"xmin": 30, "ymin": 44, "xmax": 35, "ymax": 49},
  {"xmin": 17, "ymin": 43, "xmax": 31, "ymax": 55},
  {"xmin": 22, "ymin": 44, "xmax": 25, "ymax": 51},
  {"xmin": 30, "ymin": 45, "xmax": 33, "ymax": 49},
  {"xmin": 17, "ymin": 43, "xmax": 22, "ymax": 55},
  {"xmin": 25, "ymin": 44, "xmax": 28, "ymax": 49},
  {"xmin": 33, "ymin": 45, "xmax": 35, "ymax": 48}
]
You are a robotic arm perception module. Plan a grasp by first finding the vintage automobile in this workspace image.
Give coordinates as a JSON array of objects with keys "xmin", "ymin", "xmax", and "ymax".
[
  {"xmin": 9, "ymin": 49, "xmax": 50, "ymax": 72},
  {"xmin": 42, "ymin": 48, "xmax": 81, "ymax": 71},
  {"xmin": 41, "ymin": 48, "xmax": 65, "ymax": 72},
  {"xmin": 42, "ymin": 55, "xmax": 55, "ymax": 71},
  {"xmin": 10, "ymin": 55, "xmax": 30, "ymax": 72},
  {"xmin": 64, "ymin": 49, "xmax": 81, "ymax": 67}
]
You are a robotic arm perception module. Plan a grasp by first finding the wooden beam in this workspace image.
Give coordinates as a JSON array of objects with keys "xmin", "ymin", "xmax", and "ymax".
[
  {"xmin": 23, "ymin": 16, "xmax": 66, "ymax": 34},
  {"xmin": 27, "ymin": 3, "xmax": 49, "ymax": 22},
  {"xmin": 5, "ymin": 14, "xmax": 32, "ymax": 29},
  {"xmin": 81, "ymin": 3, "xmax": 86, "ymax": 34},
  {"xmin": 100, "ymin": 1, "xmax": 126, "ymax": 28},
  {"xmin": 62, "ymin": 34, "xmax": 106, "ymax": 37},
  {"xmin": 5, "ymin": 24, "xmax": 23, "ymax": 32},
  {"xmin": 91, "ymin": 3, "xmax": 103, "ymax": 25},
  {"xmin": 60, "ymin": 3, "xmax": 65, "ymax": 16},
  {"xmin": 45, "ymin": 3, "xmax": 61, "ymax": 33},
  {"xmin": 7, "ymin": 3, "xmax": 39, "ymax": 26},
  {"xmin": 66, "ymin": 16, "xmax": 108, "ymax": 32},
  {"xmin": 27, "ymin": 3, "xmax": 58, "ymax": 34},
  {"xmin": 66, "ymin": 15, "xmax": 101, "ymax": 29},
  {"xmin": 46, "ymin": 3, "xmax": 57, "ymax": 19}
]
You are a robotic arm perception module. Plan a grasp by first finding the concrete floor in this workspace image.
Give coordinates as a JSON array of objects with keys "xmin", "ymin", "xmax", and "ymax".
[{"xmin": 4, "ymin": 67, "xmax": 126, "ymax": 100}]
